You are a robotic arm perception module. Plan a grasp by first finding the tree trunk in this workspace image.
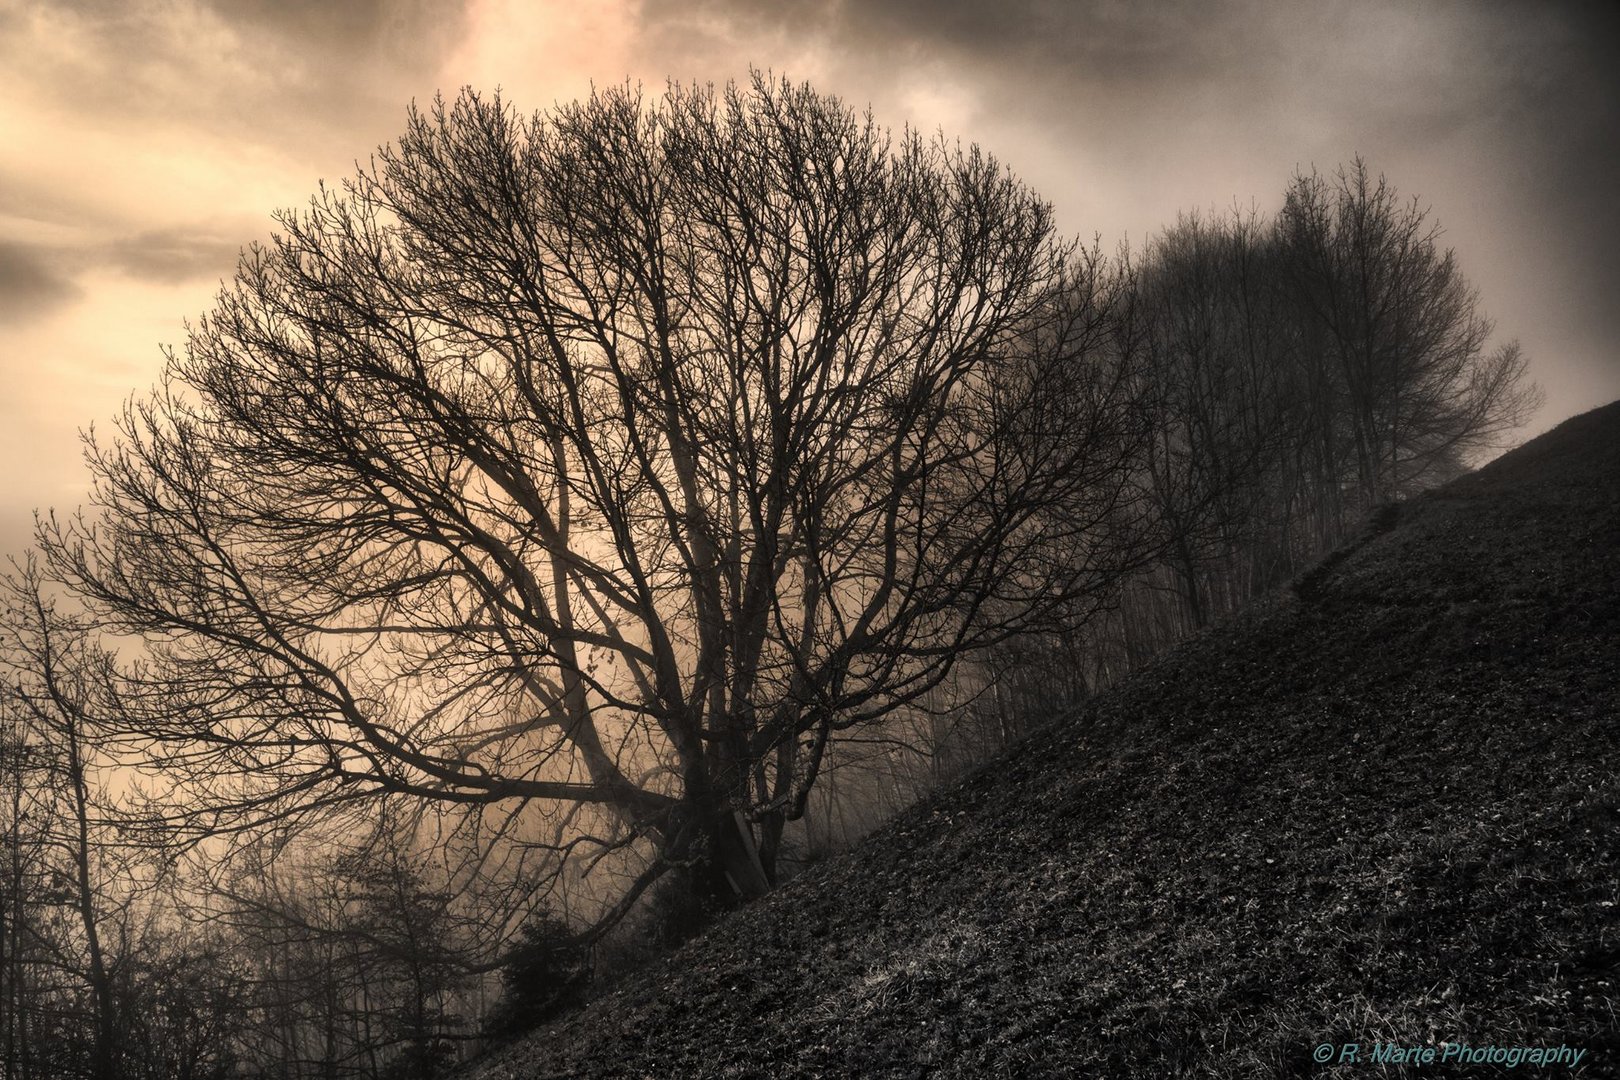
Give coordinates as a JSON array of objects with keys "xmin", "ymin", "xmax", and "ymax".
[{"xmin": 756, "ymin": 808, "xmax": 786, "ymax": 886}]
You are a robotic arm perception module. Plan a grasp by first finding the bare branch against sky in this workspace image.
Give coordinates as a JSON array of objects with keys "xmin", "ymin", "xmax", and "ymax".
[{"xmin": 1, "ymin": 0, "xmax": 1616, "ymax": 556}]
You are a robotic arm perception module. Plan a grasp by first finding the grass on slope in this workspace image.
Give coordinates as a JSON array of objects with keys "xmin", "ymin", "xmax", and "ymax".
[{"xmin": 470, "ymin": 403, "xmax": 1620, "ymax": 1079}]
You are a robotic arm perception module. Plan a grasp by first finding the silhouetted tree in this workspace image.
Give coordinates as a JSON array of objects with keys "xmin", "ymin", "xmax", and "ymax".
[
  {"xmin": 41, "ymin": 74, "xmax": 1150, "ymax": 938},
  {"xmin": 1278, "ymin": 158, "xmax": 1539, "ymax": 501},
  {"xmin": 1135, "ymin": 209, "xmax": 1302, "ymax": 627},
  {"xmin": 483, "ymin": 911, "xmax": 590, "ymax": 1042},
  {"xmin": 115, "ymin": 934, "xmax": 245, "ymax": 1080},
  {"xmin": 0, "ymin": 563, "xmax": 132, "ymax": 1080},
  {"xmin": 1083, "ymin": 162, "xmax": 1538, "ymax": 675}
]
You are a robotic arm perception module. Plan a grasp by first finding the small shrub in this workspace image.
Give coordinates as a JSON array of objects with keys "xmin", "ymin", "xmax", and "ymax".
[{"xmin": 484, "ymin": 913, "xmax": 593, "ymax": 1041}]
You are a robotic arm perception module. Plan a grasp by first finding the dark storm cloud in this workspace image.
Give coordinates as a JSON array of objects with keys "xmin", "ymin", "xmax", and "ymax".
[
  {"xmin": 0, "ymin": 223, "xmax": 247, "ymax": 319},
  {"xmin": 206, "ymin": 0, "xmax": 470, "ymax": 75},
  {"xmin": 641, "ymin": 0, "xmax": 1616, "ymax": 205},
  {"xmin": 642, "ymin": 0, "xmax": 1620, "ymax": 419},
  {"xmin": 212, "ymin": 0, "xmax": 412, "ymax": 41},
  {"xmin": 0, "ymin": 242, "xmax": 81, "ymax": 326},
  {"xmin": 837, "ymin": 0, "xmax": 1255, "ymax": 80},
  {"xmin": 104, "ymin": 224, "xmax": 248, "ymax": 287},
  {"xmin": 8, "ymin": 0, "xmax": 475, "ymax": 156},
  {"xmin": 642, "ymin": 0, "xmax": 1267, "ymax": 85}
]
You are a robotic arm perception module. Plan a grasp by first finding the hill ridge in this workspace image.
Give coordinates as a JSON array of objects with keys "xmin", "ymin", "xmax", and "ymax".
[{"xmin": 470, "ymin": 402, "xmax": 1620, "ymax": 1079}]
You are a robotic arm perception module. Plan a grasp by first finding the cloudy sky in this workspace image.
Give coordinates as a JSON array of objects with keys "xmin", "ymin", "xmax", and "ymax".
[{"xmin": 1, "ymin": 0, "xmax": 1617, "ymax": 556}]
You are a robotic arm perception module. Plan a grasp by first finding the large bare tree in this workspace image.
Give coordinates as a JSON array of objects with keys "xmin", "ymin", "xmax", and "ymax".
[{"xmin": 43, "ymin": 74, "xmax": 1149, "ymax": 920}]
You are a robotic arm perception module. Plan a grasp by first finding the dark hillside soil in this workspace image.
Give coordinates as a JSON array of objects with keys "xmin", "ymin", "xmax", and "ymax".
[{"xmin": 468, "ymin": 403, "xmax": 1620, "ymax": 1079}]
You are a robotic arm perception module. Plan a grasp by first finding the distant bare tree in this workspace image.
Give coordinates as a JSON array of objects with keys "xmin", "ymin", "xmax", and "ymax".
[
  {"xmin": 1083, "ymin": 163, "xmax": 1539, "ymax": 677},
  {"xmin": 205, "ymin": 829, "xmax": 472, "ymax": 1079},
  {"xmin": 0, "ymin": 562, "xmax": 175, "ymax": 1080},
  {"xmin": 1278, "ymin": 158, "xmax": 1540, "ymax": 501},
  {"xmin": 1134, "ymin": 209, "xmax": 1303, "ymax": 628},
  {"xmin": 42, "ymin": 74, "xmax": 1149, "ymax": 927}
]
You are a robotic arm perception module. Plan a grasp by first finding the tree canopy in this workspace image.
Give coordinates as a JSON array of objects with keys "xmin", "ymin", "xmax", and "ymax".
[{"xmin": 43, "ymin": 74, "xmax": 1149, "ymax": 919}]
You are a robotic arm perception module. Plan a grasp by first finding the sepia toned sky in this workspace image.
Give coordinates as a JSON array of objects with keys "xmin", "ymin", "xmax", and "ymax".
[{"xmin": 1, "ymin": 0, "xmax": 1617, "ymax": 557}]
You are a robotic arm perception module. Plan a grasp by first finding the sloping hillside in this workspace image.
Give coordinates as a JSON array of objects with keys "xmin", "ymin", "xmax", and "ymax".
[{"xmin": 469, "ymin": 403, "xmax": 1620, "ymax": 1079}]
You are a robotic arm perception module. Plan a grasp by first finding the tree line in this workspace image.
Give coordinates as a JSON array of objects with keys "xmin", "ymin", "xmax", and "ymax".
[{"xmin": 0, "ymin": 74, "xmax": 1536, "ymax": 1078}]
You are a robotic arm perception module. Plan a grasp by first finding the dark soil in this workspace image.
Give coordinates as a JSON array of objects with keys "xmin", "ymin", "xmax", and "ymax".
[{"xmin": 466, "ymin": 402, "xmax": 1620, "ymax": 1079}]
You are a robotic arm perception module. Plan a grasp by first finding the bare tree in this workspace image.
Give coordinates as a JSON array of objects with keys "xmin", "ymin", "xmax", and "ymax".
[
  {"xmin": 0, "ymin": 562, "xmax": 171, "ymax": 1080},
  {"xmin": 42, "ymin": 74, "xmax": 1149, "ymax": 928},
  {"xmin": 1132, "ymin": 209, "xmax": 1305, "ymax": 628},
  {"xmin": 200, "ymin": 829, "xmax": 473, "ymax": 1079},
  {"xmin": 1079, "ymin": 163, "xmax": 1540, "ymax": 679},
  {"xmin": 1278, "ymin": 158, "xmax": 1540, "ymax": 501}
]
